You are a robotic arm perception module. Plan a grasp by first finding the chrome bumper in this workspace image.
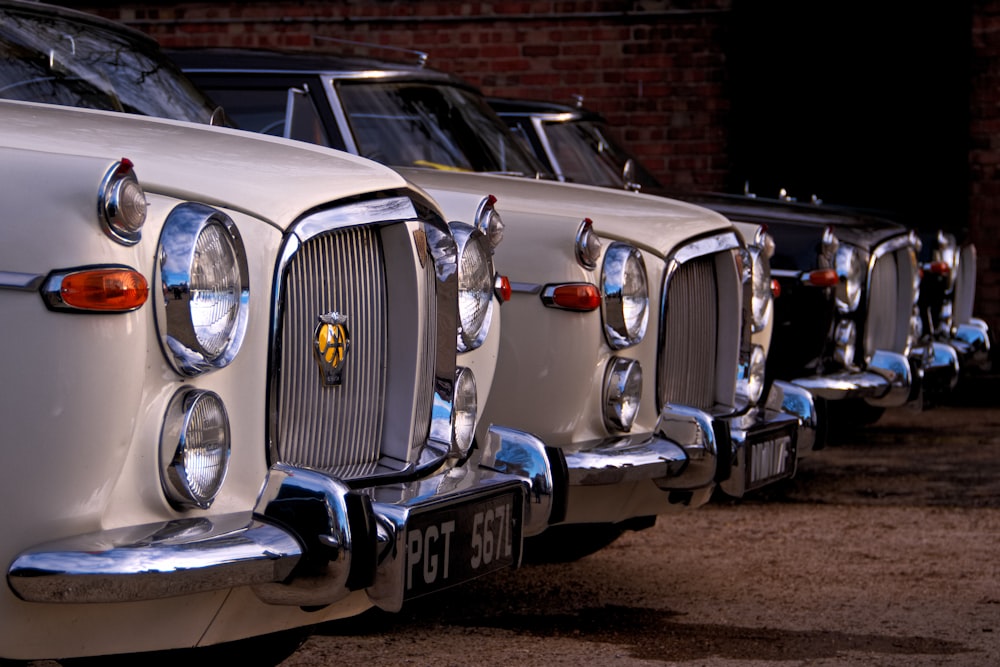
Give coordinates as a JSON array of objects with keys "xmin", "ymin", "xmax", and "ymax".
[
  {"xmin": 791, "ymin": 349, "xmax": 913, "ymax": 407},
  {"xmin": 561, "ymin": 404, "xmax": 717, "ymax": 491},
  {"xmin": 950, "ymin": 319, "xmax": 992, "ymax": 373},
  {"xmin": 7, "ymin": 426, "xmax": 553, "ymax": 610},
  {"xmin": 910, "ymin": 341, "xmax": 960, "ymax": 401}
]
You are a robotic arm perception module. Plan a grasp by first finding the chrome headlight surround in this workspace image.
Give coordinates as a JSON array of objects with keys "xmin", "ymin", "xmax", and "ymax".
[
  {"xmin": 451, "ymin": 367, "xmax": 478, "ymax": 457},
  {"xmin": 160, "ymin": 388, "xmax": 231, "ymax": 510},
  {"xmin": 748, "ymin": 228, "xmax": 775, "ymax": 333},
  {"xmin": 156, "ymin": 203, "xmax": 249, "ymax": 376},
  {"xmin": 933, "ymin": 230, "xmax": 959, "ymax": 292},
  {"xmin": 450, "ymin": 222, "xmax": 496, "ymax": 352},
  {"xmin": 834, "ymin": 243, "xmax": 867, "ymax": 313},
  {"xmin": 736, "ymin": 343, "xmax": 767, "ymax": 406},
  {"xmin": 833, "ymin": 319, "xmax": 858, "ymax": 368},
  {"xmin": 603, "ymin": 357, "xmax": 643, "ymax": 432},
  {"xmin": 601, "ymin": 242, "xmax": 649, "ymax": 349}
]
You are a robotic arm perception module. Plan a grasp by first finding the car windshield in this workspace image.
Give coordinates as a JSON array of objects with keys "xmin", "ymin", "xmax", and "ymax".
[
  {"xmin": 336, "ymin": 80, "xmax": 545, "ymax": 176},
  {"xmin": 543, "ymin": 119, "xmax": 661, "ymax": 190},
  {"xmin": 0, "ymin": 7, "xmax": 218, "ymax": 122}
]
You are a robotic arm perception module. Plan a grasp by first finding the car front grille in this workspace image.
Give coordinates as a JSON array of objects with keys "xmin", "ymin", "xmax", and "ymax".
[
  {"xmin": 659, "ymin": 256, "xmax": 719, "ymax": 411},
  {"xmin": 865, "ymin": 244, "xmax": 917, "ymax": 357},
  {"xmin": 272, "ymin": 219, "xmax": 437, "ymax": 480}
]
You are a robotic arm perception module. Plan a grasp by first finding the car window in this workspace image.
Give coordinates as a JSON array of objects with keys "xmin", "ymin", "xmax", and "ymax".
[
  {"xmin": 335, "ymin": 80, "xmax": 543, "ymax": 175},
  {"xmin": 0, "ymin": 7, "xmax": 217, "ymax": 123}
]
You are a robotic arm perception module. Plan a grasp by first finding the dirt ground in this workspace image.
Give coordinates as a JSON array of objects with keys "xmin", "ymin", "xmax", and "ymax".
[{"xmin": 278, "ymin": 378, "xmax": 1000, "ymax": 667}]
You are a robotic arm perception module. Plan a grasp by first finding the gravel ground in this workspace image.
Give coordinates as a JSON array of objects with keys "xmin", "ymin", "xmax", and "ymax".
[{"xmin": 280, "ymin": 380, "xmax": 1000, "ymax": 667}]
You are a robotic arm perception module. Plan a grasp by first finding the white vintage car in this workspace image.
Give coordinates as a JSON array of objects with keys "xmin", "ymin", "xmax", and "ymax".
[
  {"xmin": 0, "ymin": 97, "xmax": 554, "ymax": 662},
  {"xmin": 175, "ymin": 48, "xmax": 817, "ymax": 557}
]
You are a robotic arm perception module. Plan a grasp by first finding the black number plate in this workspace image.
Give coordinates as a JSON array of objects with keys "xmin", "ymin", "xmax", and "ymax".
[{"xmin": 403, "ymin": 489, "xmax": 522, "ymax": 600}]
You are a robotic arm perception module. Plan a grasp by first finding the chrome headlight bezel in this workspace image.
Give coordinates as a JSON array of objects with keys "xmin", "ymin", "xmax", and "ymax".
[
  {"xmin": 933, "ymin": 230, "xmax": 959, "ymax": 291},
  {"xmin": 451, "ymin": 366, "xmax": 478, "ymax": 457},
  {"xmin": 156, "ymin": 203, "xmax": 249, "ymax": 376},
  {"xmin": 749, "ymin": 229, "xmax": 775, "ymax": 333},
  {"xmin": 737, "ymin": 343, "xmax": 767, "ymax": 406},
  {"xmin": 603, "ymin": 357, "xmax": 643, "ymax": 432},
  {"xmin": 450, "ymin": 222, "xmax": 496, "ymax": 352},
  {"xmin": 834, "ymin": 243, "xmax": 866, "ymax": 313},
  {"xmin": 160, "ymin": 388, "xmax": 231, "ymax": 510},
  {"xmin": 601, "ymin": 242, "xmax": 649, "ymax": 349}
]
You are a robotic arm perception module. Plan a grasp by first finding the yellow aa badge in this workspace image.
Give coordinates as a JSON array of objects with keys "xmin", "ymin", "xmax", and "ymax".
[{"xmin": 314, "ymin": 312, "xmax": 350, "ymax": 386}]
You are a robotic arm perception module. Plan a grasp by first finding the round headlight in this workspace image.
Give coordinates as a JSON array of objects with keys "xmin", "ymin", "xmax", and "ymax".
[
  {"xmin": 834, "ymin": 244, "xmax": 865, "ymax": 313},
  {"xmin": 157, "ymin": 204, "xmax": 249, "ymax": 376},
  {"xmin": 750, "ymin": 247, "xmax": 773, "ymax": 333},
  {"xmin": 741, "ymin": 344, "xmax": 766, "ymax": 405},
  {"xmin": 160, "ymin": 388, "xmax": 231, "ymax": 509},
  {"xmin": 602, "ymin": 242, "xmax": 649, "ymax": 349},
  {"xmin": 452, "ymin": 367, "xmax": 478, "ymax": 457},
  {"xmin": 451, "ymin": 224, "xmax": 495, "ymax": 352},
  {"xmin": 934, "ymin": 230, "xmax": 959, "ymax": 291},
  {"xmin": 833, "ymin": 319, "xmax": 858, "ymax": 368},
  {"xmin": 603, "ymin": 357, "xmax": 643, "ymax": 432}
]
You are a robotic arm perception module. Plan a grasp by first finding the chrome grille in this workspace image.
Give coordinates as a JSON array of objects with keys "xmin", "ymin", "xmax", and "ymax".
[
  {"xmin": 659, "ymin": 256, "xmax": 719, "ymax": 411},
  {"xmin": 865, "ymin": 247, "xmax": 916, "ymax": 356},
  {"xmin": 276, "ymin": 226, "xmax": 387, "ymax": 472}
]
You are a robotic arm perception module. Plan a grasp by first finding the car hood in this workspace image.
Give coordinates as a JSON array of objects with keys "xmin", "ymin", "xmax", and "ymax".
[
  {"xmin": 397, "ymin": 168, "xmax": 733, "ymax": 258},
  {"xmin": 0, "ymin": 100, "xmax": 409, "ymax": 229}
]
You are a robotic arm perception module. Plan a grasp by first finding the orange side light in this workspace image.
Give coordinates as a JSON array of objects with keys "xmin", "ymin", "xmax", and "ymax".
[
  {"xmin": 804, "ymin": 268, "xmax": 839, "ymax": 287},
  {"xmin": 497, "ymin": 275, "xmax": 512, "ymax": 302},
  {"xmin": 770, "ymin": 278, "xmax": 782, "ymax": 299},
  {"xmin": 928, "ymin": 261, "xmax": 951, "ymax": 275},
  {"xmin": 60, "ymin": 269, "xmax": 149, "ymax": 311},
  {"xmin": 550, "ymin": 283, "xmax": 601, "ymax": 311}
]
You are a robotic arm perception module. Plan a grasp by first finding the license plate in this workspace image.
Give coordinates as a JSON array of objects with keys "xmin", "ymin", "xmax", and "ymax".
[
  {"xmin": 403, "ymin": 490, "xmax": 522, "ymax": 600},
  {"xmin": 746, "ymin": 426, "xmax": 796, "ymax": 491}
]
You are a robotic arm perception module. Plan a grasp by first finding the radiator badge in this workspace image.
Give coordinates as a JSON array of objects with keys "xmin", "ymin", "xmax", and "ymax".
[{"xmin": 314, "ymin": 311, "xmax": 350, "ymax": 386}]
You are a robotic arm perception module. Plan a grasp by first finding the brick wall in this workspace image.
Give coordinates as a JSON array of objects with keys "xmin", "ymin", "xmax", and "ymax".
[
  {"xmin": 72, "ymin": 0, "xmax": 733, "ymax": 190},
  {"xmin": 971, "ymin": 1, "xmax": 1000, "ymax": 341},
  {"xmin": 60, "ymin": 1, "xmax": 1000, "ymax": 338}
]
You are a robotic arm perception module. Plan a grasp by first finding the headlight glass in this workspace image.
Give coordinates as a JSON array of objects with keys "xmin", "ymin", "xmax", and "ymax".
[
  {"xmin": 603, "ymin": 357, "xmax": 643, "ymax": 432},
  {"xmin": 743, "ymin": 344, "xmax": 766, "ymax": 405},
  {"xmin": 833, "ymin": 319, "xmax": 857, "ymax": 368},
  {"xmin": 452, "ymin": 367, "xmax": 478, "ymax": 457},
  {"xmin": 157, "ymin": 203, "xmax": 249, "ymax": 376},
  {"xmin": 452, "ymin": 224, "xmax": 495, "ymax": 352},
  {"xmin": 160, "ymin": 388, "xmax": 231, "ymax": 509},
  {"xmin": 750, "ymin": 246, "xmax": 773, "ymax": 333},
  {"xmin": 602, "ymin": 242, "xmax": 649, "ymax": 349},
  {"xmin": 834, "ymin": 244, "xmax": 866, "ymax": 312}
]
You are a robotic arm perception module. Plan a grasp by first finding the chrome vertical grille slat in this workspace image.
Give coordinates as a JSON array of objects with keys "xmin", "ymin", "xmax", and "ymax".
[
  {"xmin": 277, "ymin": 226, "xmax": 387, "ymax": 470},
  {"xmin": 866, "ymin": 247, "xmax": 915, "ymax": 355},
  {"xmin": 660, "ymin": 256, "xmax": 718, "ymax": 411}
]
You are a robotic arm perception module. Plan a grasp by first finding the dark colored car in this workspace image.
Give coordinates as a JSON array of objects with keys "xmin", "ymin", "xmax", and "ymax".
[{"xmin": 489, "ymin": 96, "xmax": 971, "ymax": 428}]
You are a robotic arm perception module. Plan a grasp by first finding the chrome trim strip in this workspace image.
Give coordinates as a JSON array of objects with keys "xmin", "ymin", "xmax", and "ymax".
[
  {"xmin": 509, "ymin": 281, "xmax": 543, "ymax": 294},
  {"xmin": 0, "ymin": 271, "xmax": 45, "ymax": 291},
  {"xmin": 8, "ymin": 514, "xmax": 302, "ymax": 604}
]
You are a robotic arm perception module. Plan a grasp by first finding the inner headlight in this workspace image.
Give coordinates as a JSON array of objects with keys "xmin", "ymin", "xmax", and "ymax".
[
  {"xmin": 834, "ymin": 244, "xmax": 866, "ymax": 313},
  {"xmin": 602, "ymin": 242, "xmax": 649, "ymax": 349},
  {"xmin": 750, "ymin": 244, "xmax": 773, "ymax": 333},
  {"xmin": 160, "ymin": 388, "xmax": 231, "ymax": 510},
  {"xmin": 451, "ymin": 223, "xmax": 495, "ymax": 352},
  {"xmin": 934, "ymin": 230, "xmax": 959, "ymax": 291},
  {"xmin": 157, "ymin": 203, "xmax": 249, "ymax": 376},
  {"xmin": 833, "ymin": 319, "xmax": 858, "ymax": 368},
  {"xmin": 603, "ymin": 357, "xmax": 643, "ymax": 432},
  {"xmin": 452, "ymin": 367, "xmax": 478, "ymax": 457},
  {"xmin": 742, "ymin": 344, "xmax": 766, "ymax": 405}
]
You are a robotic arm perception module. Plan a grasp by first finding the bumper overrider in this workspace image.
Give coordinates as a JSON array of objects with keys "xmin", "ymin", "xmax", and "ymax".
[
  {"xmin": 790, "ymin": 349, "xmax": 915, "ymax": 408},
  {"xmin": 554, "ymin": 404, "xmax": 718, "ymax": 518},
  {"xmin": 7, "ymin": 426, "xmax": 553, "ymax": 614},
  {"xmin": 950, "ymin": 319, "xmax": 992, "ymax": 373}
]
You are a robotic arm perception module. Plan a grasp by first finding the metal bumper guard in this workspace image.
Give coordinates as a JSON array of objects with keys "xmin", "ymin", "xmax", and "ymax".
[
  {"xmin": 560, "ymin": 404, "xmax": 717, "ymax": 493},
  {"xmin": 950, "ymin": 319, "xmax": 992, "ymax": 373},
  {"xmin": 7, "ymin": 426, "xmax": 553, "ymax": 614},
  {"xmin": 790, "ymin": 349, "xmax": 914, "ymax": 408}
]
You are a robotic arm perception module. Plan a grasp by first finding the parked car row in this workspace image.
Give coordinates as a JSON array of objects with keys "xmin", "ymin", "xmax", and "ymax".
[{"xmin": 0, "ymin": 1, "xmax": 988, "ymax": 663}]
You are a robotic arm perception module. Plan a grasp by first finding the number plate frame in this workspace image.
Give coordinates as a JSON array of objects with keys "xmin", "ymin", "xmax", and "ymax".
[
  {"xmin": 744, "ymin": 421, "xmax": 797, "ymax": 491},
  {"xmin": 403, "ymin": 488, "xmax": 523, "ymax": 600}
]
